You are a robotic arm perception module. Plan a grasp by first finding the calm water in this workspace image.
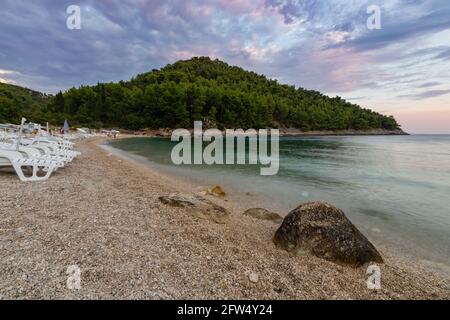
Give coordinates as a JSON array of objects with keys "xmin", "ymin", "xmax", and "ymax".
[{"xmin": 109, "ymin": 135, "xmax": 450, "ymax": 273}]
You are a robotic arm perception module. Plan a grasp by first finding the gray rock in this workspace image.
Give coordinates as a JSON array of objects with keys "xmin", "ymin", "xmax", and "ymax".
[
  {"xmin": 158, "ymin": 195, "xmax": 195, "ymax": 208},
  {"xmin": 273, "ymin": 202, "xmax": 383, "ymax": 267},
  {"xmin": 243, "ymin": 208, "xmax": 283, "ymax": 224},
  {"xmin": 248, "ymin": 272, "xmax": 259, "ymax": 283},
  {"xmin": 158, "ymin": 193, "xmax": 230, "ymax": 224}
]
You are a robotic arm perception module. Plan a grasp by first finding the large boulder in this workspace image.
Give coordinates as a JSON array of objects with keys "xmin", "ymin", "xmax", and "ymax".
[
  {"xmin": 273, "ymin": 202, "xmax": 383, "ymax": 267},
  {"xmin": 243, "ymin": 208, "xmax": 283, "ymax": 224}
]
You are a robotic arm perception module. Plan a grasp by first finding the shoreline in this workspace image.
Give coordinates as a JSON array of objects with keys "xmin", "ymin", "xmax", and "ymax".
[
  {"xmin": 104, "ymin": 137, "xmax": 450, "ymax": 278},
  {"xmin": 280, "ymin": 128, "xmax": 408, "ymax": 136},
  {"xmin": 123, "ymin": 128, "xmax": 408, "ymax": 138},
  {"xmin": 0, "ymin": 137, "xmax": 448, "ymax": 299}
]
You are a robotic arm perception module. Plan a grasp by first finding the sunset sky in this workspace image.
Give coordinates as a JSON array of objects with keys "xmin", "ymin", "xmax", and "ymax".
[{"xmin": 0, "ymin": 0, "xmax": 449, "ymax": 133}]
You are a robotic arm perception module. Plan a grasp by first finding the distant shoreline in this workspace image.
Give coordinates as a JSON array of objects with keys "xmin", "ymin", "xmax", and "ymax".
[
  {"xmin": 121, "ymin": 128, "xmax": 408, "ymax": 138},
  {"xmin": 279, "ymin": 128, "xmax": 408, "ymax": 136}
]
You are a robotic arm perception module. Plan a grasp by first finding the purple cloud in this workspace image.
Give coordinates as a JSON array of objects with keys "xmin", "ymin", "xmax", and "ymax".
[
  {"xmin": 398, "ymin": 89, "xmax": 450, "ymax": 100},
  {"xmin": 418, "ymin": 82, "xmax": 441, "ymax": 88},
  {"xmin": 0, "ymin": 0, "xmax": 449, "ymax": 103}
]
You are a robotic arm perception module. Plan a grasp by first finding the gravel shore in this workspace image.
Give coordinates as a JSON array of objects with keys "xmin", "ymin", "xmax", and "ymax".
[{"xmin": 0, "ymin": 137, "xmax": 448, "ymax": 299}]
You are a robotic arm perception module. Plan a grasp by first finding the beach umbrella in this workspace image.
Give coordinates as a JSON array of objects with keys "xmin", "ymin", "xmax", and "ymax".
[{"xmin": 63, "ymin": 119, "xmax": 69, "ymax": 134}]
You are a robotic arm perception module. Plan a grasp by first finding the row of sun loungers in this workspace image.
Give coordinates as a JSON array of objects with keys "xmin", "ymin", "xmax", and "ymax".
[{"xmin": 0, "ymin": 125, "xmax": 82, "ymax": 182}]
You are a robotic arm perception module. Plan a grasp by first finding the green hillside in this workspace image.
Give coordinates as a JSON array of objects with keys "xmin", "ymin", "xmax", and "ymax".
[
  {"xmin": 0, "ymin": 57, "xmax": 400, "ymax": 131},
  {"xmin": 0, "ymin": 82, "xmax": 51, "ymax": 124}
]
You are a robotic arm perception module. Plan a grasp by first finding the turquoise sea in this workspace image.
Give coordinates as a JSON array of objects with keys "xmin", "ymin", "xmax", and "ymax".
[{"xmin": 109, "ymin": 135, "xmax": 450, "ymax": 274}]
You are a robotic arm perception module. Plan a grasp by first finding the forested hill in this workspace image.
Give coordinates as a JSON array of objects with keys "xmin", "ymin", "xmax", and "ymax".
[
  {"xmin": 0, "ymin": 83, "xmax": 50, "ymax": 124},
  {"xmin": 1, "ymin": 57, "xmax": 400, "ymax": 131}
]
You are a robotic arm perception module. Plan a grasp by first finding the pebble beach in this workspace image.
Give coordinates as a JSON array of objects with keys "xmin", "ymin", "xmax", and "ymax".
[{"xmin": 0, "ymin": 137, "xmax": 448, "ymax": 299}]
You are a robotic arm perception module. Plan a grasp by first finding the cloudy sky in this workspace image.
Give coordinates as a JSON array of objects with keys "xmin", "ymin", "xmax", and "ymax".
[{"xmin": 1, "ymin": 0, "xmax": 449, "ymax": 133}]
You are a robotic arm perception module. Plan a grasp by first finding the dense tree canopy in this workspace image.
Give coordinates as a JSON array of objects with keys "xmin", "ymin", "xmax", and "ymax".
[
  {"xmin": 0, "ymin": 83, "xmax": 51, "ymax": 124},
  {"xmin": 0, "ymin": 57, "xmax": 400, "ymax": 131}
]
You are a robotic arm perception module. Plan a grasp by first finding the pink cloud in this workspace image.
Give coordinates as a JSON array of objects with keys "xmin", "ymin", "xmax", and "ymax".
[
  {"xmin": 393, "ymin": 109, "xmax": 450, "ymax": 134},
  {"xmin": 217, "ymin": 0, "xmax": 262, "ymax": 14},
  {"xmin": 311, "ymin": 47, "xmax": 371, "ymax": 92}
]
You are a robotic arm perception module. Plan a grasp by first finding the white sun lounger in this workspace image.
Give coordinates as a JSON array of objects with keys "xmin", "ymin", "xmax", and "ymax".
[
  {"xmin": 0, "ymin": 143, "xmax": 67, "ymax": 168},
  {"xmin": 19, "ymin": 144, "xmax": 72, "ymax": 164},
  {"xmin": 30, "ymin": 137, "xmax": 75, "ymax": 150},
  {"xmin": 20, "ymin": 139, "xmax": 81, "ymax": 160},
  {"xmin": 0, "ymin": 150, "xmax": 59, "ymax": 182}
]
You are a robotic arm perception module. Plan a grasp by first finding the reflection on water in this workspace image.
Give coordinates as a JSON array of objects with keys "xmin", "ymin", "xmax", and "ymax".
[{"xmin": 110, "ymin": 135, "xmax": 450, "ymax": 273}]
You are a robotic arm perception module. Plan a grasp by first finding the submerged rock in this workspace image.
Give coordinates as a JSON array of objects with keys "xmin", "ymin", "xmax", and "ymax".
[
  {"xmin": 243, "ymin": 208, "xmax": 283, "ymax": 224},
  {"xmin": 273, "ymin": 202, "xmax": 383, "ymax": 267}
]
